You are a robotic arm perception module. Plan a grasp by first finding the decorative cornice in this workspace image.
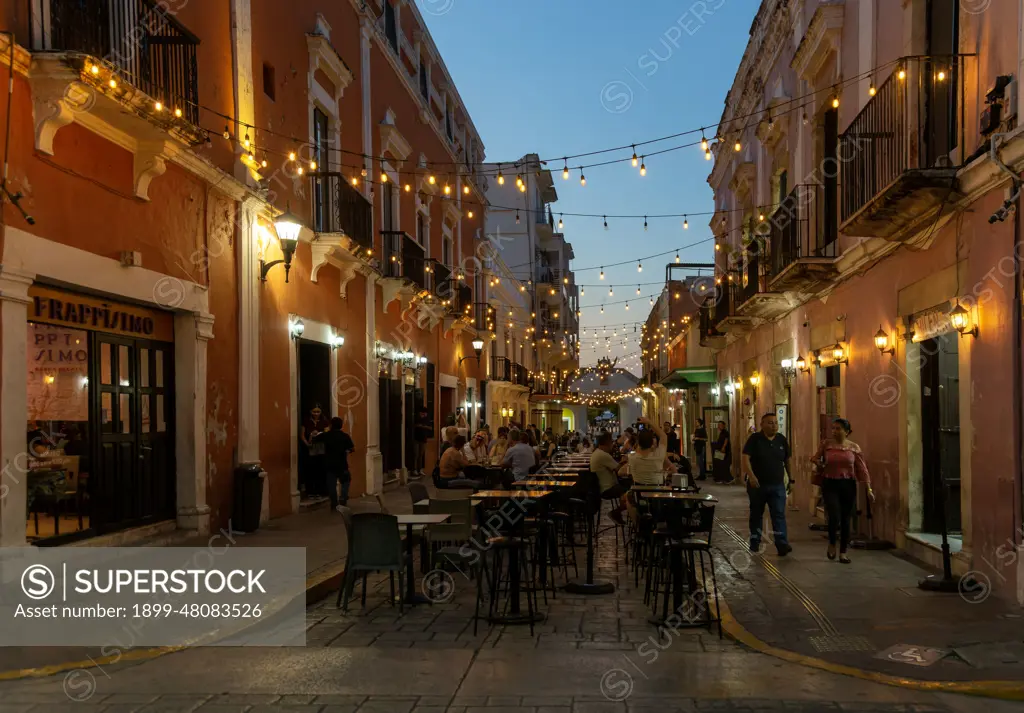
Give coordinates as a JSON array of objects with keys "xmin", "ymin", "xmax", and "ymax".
[{"xmin": 791, "ymin": 1, "xmax": 845, "ymax": 83}]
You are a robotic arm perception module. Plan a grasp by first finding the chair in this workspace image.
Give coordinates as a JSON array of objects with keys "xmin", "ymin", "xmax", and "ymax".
[
  {"xmin": 409, "ymin": 482, "xmax": 430, "ymax": 514},
  {"xmin": 428, "ymin": 498, "xmax": 477, "ymax": 576},
  {"xmin": 337, "ymin": 512, "xmax": 406, "ymax": 612}
]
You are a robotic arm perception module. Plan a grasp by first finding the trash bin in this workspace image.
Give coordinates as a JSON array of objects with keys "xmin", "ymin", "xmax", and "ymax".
[{"xmin": 233, "ymin": 463, "xmax": 266, "ymax": 533}]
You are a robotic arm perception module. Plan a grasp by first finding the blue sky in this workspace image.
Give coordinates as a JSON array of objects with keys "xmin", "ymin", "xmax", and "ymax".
[{"xmin": 420, "ymin": 0, "xmax": 754, "ymax": 369}]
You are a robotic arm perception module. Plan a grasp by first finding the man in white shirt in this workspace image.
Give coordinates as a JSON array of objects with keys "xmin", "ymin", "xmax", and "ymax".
[
  {"xmin": 463, "ymin": 431, "xmax": 489, "ymax": 463},
  {"xmin": 502, "ymin": 430, "xmax": 537, "ymax": 480},
  {"xmin": 627, "ymin": 418, "xmax": 670, "ymax": 485}
]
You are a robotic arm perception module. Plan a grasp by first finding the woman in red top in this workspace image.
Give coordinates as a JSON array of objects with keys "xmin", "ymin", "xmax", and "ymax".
[{"xmin": 811, "ymin": 418, "xmax": 874, "ymax": 563}]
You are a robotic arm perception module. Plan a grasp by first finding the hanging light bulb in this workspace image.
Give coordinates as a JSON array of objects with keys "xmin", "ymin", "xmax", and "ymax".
[
  {"xmin": 625, "ymin": 302, "xmax": 630, "ymax": 311},
  {"xmin": 675, "ymin": 252, "xmax": 681, "ymax": 263},
  {"xmin": 351, "ymin": 176, "xmax": 358, "ymax": 186},
  {"xmin": 869, "ymin": 78, "xmax": 877, "ymax": 96},
  {"xmin": 516, "ymin": 173, "xmax": 523, "ymax": 187},
  {"xmin": 609, "ymin": 286, "xmax": 614, "ymax": 296},
  {"xmin": 700, "ymin": 131, "xmax": 708, "ymax": 151},
  {"xmin": 404, "ymin": 183, "xmax": 412, "ymax": 192},
  {"xmin": 154, "ymin": 101, "xmax": 163, "ymax": 112},
  {"xmin": 631, "ymin": 145, "xmax": 638, "ymax": 167},
  {"xmin": 898, "ymin": 67, "xmax": 906, "ymax": 80},
  {"xmin": 644, "ymin": 216, "xmax": 648, "ymax": 231},
  {"xmin": 603, "ymin": 216, "xmax": 608, "ymax": 230},
  {"xmin": 831, "ymin": 90, "xmax": 840, "ymax": 109},
  {"xmin": 639, "ymin": 157, "xmax": 646, "ymax": 176},
  {"xmin": 600, "ymin": 306, "xmax": 604, "ymax": 314},
  {"xmin": 705, "ymin": 147, "xmax": 712, "ymax": 161},
  {"xmin": 428, "ymin": 174, "xmax": 436, "ymax": 185},
  {"xmin": 637, "ymin": 261, "xmax": 643, "ymax": 273},
  {"xmin": 558, "ymin": 214, "xmax": 564, "ymax": 230},
  {"xmin": 497, "ymin": 165, "xmax": 504, "ymax": 185},
  {"xmin": 297, "ymin": 166, "xmax": 304, "ymax": 176},
  {"xmin": 463, "ymin": 184, "xmax": 470, "ymax": 194},
  {"xmin": 515, "ymin": 209, "xmax": 520, "ymax": 224},
  {"xmin": 223, "ymin": 126, "xmax": 231, "ymax": 140},
  {"xmin": 734, "ymin": 139, "xmax": 742, "ymax": 152},
  {"xmin": 636, "ymin": 285, "xmax": 641, "ymax": 296},
  {"xmin": 288, "ymin": 151, "xmax": 297, "ymax": 161},
  {"xmin": 563, "ymin": 160, "xmax": 570, "ymax": 180},
  {"xmin": 600, "ymin": 268, "xmax": 605, "ymax": 280},
  {"xmin": 242, "ymin": 133, "xmax": 251, "ymax": 149},
  {"xmin": 519, "ymin": 181, "xmax": 526, "ymax": 193},
  {"xmin": 379, "ymin": 171, "xmax": 387, "ymax": 183},
  {"xmin": 580, "ymin": 169, "xmax": 586, "ymax": 187},
  {"xmin": 581, "ymin": 287, "xmax": 585, "ymax": 296},
  {"xmin": 649, "ymin": 297, "xmax": 655, "ymax": 306},
  {"xmin": 683, "ymin": 215, "xmax": 689, "ymax": 230}
]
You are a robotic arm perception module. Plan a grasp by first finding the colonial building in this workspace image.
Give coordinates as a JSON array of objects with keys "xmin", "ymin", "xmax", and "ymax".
[
  {"xmin": 0, "ymin": 0, "xmax": 486, "ymax": 546},
  {"xmin": 704, "ymin": 0, "xmax": 1024, "ymax": 602},
  {"xmin": 484, "ymin": 154, "xmax": 580, "ymax": 434}
]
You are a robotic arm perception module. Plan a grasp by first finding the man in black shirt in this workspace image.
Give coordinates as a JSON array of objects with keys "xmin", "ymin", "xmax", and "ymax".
[
  {"xmin": 413, "ymin": 409, "xmax": 432, "ymax": 477},
  {"xmin": 741, "ymin": 413, "xmax": 793, "ymax": 556},
  {"xmin": 315, "ymin": 417, "xmax": 356, "ymax": 509}
]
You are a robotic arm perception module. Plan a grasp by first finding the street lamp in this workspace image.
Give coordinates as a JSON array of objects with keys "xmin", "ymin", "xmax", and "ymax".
[
  {"xmin": 949, "ymin": 302, "xmax": 978, "ymax": 338},
  {"xmin": 261, "ymin": 203, "xmax": 303, "ymax": 282},
  {"xmin": 874, "ymin": 326, "xmax": 895, "ymax": 355},
  {"xmin": 460, "ymin": 338, "xmax": 485, "ymax": 366}
]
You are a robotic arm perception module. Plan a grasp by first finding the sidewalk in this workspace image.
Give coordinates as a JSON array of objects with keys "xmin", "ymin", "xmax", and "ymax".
[
  {"xmin": 0, "ymin": 483, "xmax": 417, "ymax": 680},
  {"xmin": 707, "ymin": 482, "xmax": 1024, "ymax": 685}
]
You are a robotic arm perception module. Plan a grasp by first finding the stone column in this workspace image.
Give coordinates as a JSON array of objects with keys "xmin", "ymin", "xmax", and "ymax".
[
  {"xmin": 175, "ymin": 311, "xmax": 215, "ymax": 535},
  {"xmin": 0, "ymin": 268, "xmax": 33, "ymax": 547},
  {"xmin": 364, "ymin": 272, "xmax": 383, "ymax": 494},
  {"xmin": 237, "ymin": 197, "xmax": 261, "ymax": 465}
]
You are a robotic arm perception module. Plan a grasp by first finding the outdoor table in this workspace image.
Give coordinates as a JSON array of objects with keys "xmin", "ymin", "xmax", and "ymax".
[
  {"xmin": 520, "ymin": 480, "xmax": 575, "ymax": 488},
  {"xmin": 395, "ymin": 513, "xmax": 450, "ymax": 605},
  {"xmin": 640, "ymin": 493, "xmax": 718, "ymax": 625},
  {"xmin": 474, "ymin": 490, "xmax": 552, "ymax": 624},
  {"xmin": 628, "ymin": 484, "xmax": 680, "ymax": 493},
  {"xmin": 533, "ymin": 472, "xmax": 579, "ymax": 480}
]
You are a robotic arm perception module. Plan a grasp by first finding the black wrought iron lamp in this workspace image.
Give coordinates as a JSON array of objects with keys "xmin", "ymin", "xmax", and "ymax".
[
  {"xmin": 459, "ymin": 338, "xmax": 485, "ymax": 366},
  {"xmin": 261, "ymin": 204, "xmax": 303, "ymax": 282}
]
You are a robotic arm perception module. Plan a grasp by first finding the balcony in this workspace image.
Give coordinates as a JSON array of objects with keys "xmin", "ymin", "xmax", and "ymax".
[
  {"xmin": 511, "ymin": 362, "xmax": 529, "ymax": 387},
  {"xmin": 767, "ymin": 184, "xmax": 839, "ymax": 294},
  {"xmin": 698, "ymin": 294, "xmax": 727, "ymax": 350},
  {"xmin": 29, "ymin": 0, "xmax": 204, "ymax": 197},
  {"xmin": 312, "ymin": 173, "xmax": 374, "ymax": 251},
  {"xmin": 733, "ymin": 242, "xmax": 794, "ymax": 319},
  {"xmin": 492, "ymin": 356, "xmax": 512, "ymax": 382},
  {"xmin": 380, "ymin": 231, "xmax": 426, "ymax": 291},
  {"xmin": 715, "ymin": 281, "xmax": 757, "ymax": 336},
  {"xmin": 840, "ymin": 56, "xmax": 966, "ymax": 240}
]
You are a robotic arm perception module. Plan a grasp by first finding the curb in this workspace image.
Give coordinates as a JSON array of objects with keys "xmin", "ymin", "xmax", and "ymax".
[
  {"xmin": 715, "ymin": 589, "xmax": 1024, "ymax": 701},
  {"xmin": 0, "ymin": 562, "xmax": 348, "ymax": 683}
]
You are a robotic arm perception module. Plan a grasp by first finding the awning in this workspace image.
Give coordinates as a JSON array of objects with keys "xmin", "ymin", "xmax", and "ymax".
[{"xmin": 660, "ymin": 367, "xmax": 717, "ymax": 390}]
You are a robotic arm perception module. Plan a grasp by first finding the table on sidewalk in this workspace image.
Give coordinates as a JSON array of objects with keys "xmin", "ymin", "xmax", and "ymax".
[
  {"xmin": 642, "ymin": 493, "xmax": 718, "ymax": 626},
  {"xmin": 395, "ymin": 513, "xmax": 450, "ymax": 606},
  {"xmin": 474, "ymin": 490, "xmax": 552, "ymax": 625}
]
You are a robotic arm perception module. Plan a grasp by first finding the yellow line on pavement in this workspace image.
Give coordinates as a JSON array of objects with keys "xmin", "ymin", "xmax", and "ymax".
[
  {"xmin": 0, "ymin": 567, "xmax": 347, "ymax": 682},
  {"xmin": 712, "ymin": 573, "xmax": 1024, "ymax": 701}
]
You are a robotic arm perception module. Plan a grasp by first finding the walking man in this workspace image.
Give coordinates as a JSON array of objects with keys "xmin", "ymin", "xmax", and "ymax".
[
  {"xmin": 742, "ymin": 413, "xmax": 793, "ymax": 556},
  {"xmin": 315, "ymin": 417, "xmax": 355, "ymax": 509}
]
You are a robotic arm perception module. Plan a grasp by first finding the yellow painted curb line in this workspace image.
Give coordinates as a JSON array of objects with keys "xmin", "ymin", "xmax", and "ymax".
[
  {"xmin": 715, "ymin": 589, "xmax": 1024, "ymax": 701},
  {"xmin": 0, "ymin": 562, "xmax": 349, "ymax": 683}
]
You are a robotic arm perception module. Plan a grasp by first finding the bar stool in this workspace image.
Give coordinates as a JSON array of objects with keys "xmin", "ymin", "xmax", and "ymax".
[{"xmin": 474, "ymin": 534, "xmax": 538, "ymax": 635}]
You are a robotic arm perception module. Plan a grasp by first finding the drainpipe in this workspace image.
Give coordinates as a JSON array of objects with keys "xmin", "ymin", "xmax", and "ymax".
[{"xmin": 990, "ymin": 133, "xmax": 1024, "ymax": 548}]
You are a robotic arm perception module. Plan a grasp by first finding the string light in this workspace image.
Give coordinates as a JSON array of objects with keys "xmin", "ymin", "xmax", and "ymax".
[
  {"xmin": 700, "ymin": 130, "xmax": 708, "ymax": 151},
  {"xmin": 288, "ymin": 151, "xmax": 297, "ymax": 161},
  {"xmin": 639, "ymin": 157, "xmax": 646, "ymax": 176},
  {"xmin": 636, "ymin": 285, "xmax": 641, "ymax": 295},
  {"xmin": 631, "ymin": 146, "xmax": 638, "ymax": 167},
  {"xmin": 154, "ymin": 101, "xmax": 163, "ymax": 112},
  {"xmin": 558, "ymin": 214, "xmax": 564, "ymax": 230},
  {"xmin": 463, "ymin": 184, "xmax": 470, "ymax": 194},
  {"xmin": 644, "ymin": 216, "xmax": 648, "ymax": 231},
  {"xmin": 497, "ymin": 165, "xmax": 504, "ymax": 185},
  {"xmin": 600, "ymin": 269, "xmax": 605, "ymax": 280},
  {"xmin": 609, "ymin": 286, "xmax": 614, "ymax": 296},
  {"xmin": 683, "ymin": 215, "xmax": 689, "ymax": 230},
  {"xmin": 515, "ymin": 209, "xmax": 520, "ymax": 224},
  {"xmin": 603, "ymin": 216, "xmax": 608, "ymax": 230},
  {"xmin": 563, "ymin": 160, "xmax": 570, "ymax": 180},
  {"xmin": 675, "ymin": 252, "xmax": 681, "ymax": 263},
  {"xmin": 734, "ymin": 139, "xmax": 741, "ymax": 152},
  {"xmin": 869, "ymin": 78, "xmax": 877, "ymax": 96},
  {"xmin": 242, "ymin": 133, "xmax": 251, "ymax": 149},
  {"xmin": 637, "ymin": 261, "xmax": 643, "ymax": 273},
  {"xmin": 580, "ymin": 169, "xmax": 586, "ymax": 187}
]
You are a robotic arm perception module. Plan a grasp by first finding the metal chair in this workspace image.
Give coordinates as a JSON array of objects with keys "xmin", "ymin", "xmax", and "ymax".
[
  {"xmin": 409, "ymin": 482, "xmax": 430, "ymax": 514},
  {"xmin": 337, "ymin": 512, "xmax": 406, "ymax": 613}
]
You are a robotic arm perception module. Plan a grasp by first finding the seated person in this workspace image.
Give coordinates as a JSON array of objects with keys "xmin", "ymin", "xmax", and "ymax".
[
  {"xmin": 502, "ymin": 430, "xmax": 536, "ymax": 481},
  {"xmin": 627, "ymin": 418, "xmax": 669, "ymax": 486},
  {"xmin": 438, "ymin": 435, "xmax": 482, "ymax": 490},
  {"xmin": 590, "ymin": 432, "xmax": 630, "ymax": 524},
  {"xmin": 462, "ymin": 431, "xmax": 489, "ymax": 463}
]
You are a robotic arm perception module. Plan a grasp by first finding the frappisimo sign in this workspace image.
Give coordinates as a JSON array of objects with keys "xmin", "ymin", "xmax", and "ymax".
[{"xmin": 29, "ymin": 286, "xmax": 174, "ymax": 342}]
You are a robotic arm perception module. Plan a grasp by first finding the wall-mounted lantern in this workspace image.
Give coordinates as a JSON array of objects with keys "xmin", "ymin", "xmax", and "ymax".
[
  {"xmin": 330, "ymin": 334, "xmax": 345, "ymax": 349},
  {"xmin": 874, "ymin": 326, "xmax": 895, "ymax": 356},
  {"xmin": 460, "ymin": 338, "xmax": 485, "ymax": 366},
  {"xmin": 780, "ymin": 359, "xmax": 797, "ymax": 385},
  {"xmin": 949, "ymin": 301, "xmax": 978, "ymax": 338},
  {"xmin": 289, "ymin": 318, "xmax": 305, "ymax": 340},
  {"xmin": 795, "ymin": 355, "xmax": 809, "ymax": 373},
  {"xmin": 261, "ymin": 203, "xmax": 303, "ymax": 282}
]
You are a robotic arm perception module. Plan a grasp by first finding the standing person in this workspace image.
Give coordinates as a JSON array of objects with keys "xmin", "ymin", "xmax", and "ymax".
[
  {"xmin": 663, "ymin": 422, "xmax": 681, "ymax": 458},
  {"xmin": 413, "ymin": 408, "xmax": 432, "ymax": 478},
  {"xmin": 591, "ymin": 432, "xmax": 630, "ymax": 524},
  {"xmin": 812, "ymin": 418, "xmax": 873, "ymax": 563},
  {"xmin": 626, "ymin": 418, "xmax": 669, "ymax": 485},
  {"xmin": 711, "ymin": 421, "xmax": 732, "ymax": 483},
  {"xmin": 693, "ymin": 419, "xmax": 709, "ymax": 481},
  {"xmin": 502, "ymin": 430, "xmax": 537, "ymax": 481},
  {"xmin": 300, "ymin": 404, "xmax": 329, "ymax": 497},
  {"xmin": 314, "ymin": 417, "xmax": 355, "ymax": 509},
  {"xmin": 741, "ymin": 413, "xmax": 793, "ymax": 556}
]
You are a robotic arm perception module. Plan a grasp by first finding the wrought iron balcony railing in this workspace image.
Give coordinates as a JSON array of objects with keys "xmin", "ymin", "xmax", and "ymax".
[
  {"xmin": 769, "ymin": 184, "xmax": 838, "ymax": 278},
  {"xmin": 37, "ymin": 0, "xmax": 200, "ymax": 125},
  {"xmin": 311, "ymin": 173, "xmax": 374, "ymax": 250},
  {"xmin": 491, "ymin": 356, "xmax": 511, "ymax": 382},
  {"xmin": 839, "ymin": 55, "xmax": 966, "ymax": 227},
  {"xmin": 379, "ymin": 231, "xmax": 426, "ymax": 290}
]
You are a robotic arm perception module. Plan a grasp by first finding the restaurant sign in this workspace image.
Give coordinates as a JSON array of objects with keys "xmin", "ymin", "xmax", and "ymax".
[
  {"xmin": 911, "ymin": 302, "xmax": 953, "ymax": 343},
  {"xmin": 28, "ymin": 286, "xmax": 174, "ymax": 342}
]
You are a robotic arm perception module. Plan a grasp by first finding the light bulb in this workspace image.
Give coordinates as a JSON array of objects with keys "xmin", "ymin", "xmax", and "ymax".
[
  {"xmin": 108, "ymin": 77, "xmax": 118, "ymax": 89},
  {"xmin": 404, "ymin": 183, "xmax": 411, "ymax": 192},
  {"xmin": 636, "ymin": 286, "xmax": 641, "ymax": 295},
  {"xmin": 154, "ymin": 101, "xmax": 163, "ymax": 111},
  {"xmin": 351, "ymin": 177, "xmax": 359, "ymax": 186},
  {"xmin": 429, "ymin": 175, "xmax": 436, "ymax": 185},
  {"xmin": 937, "ymin": 70, "xmax": 947, "ymax": 82},
  {"xmin": 675, "ymin": 253, "xmax": 681, "ymax": 263},
  {"xmin": 683, "ymin": 216, "xmax": 689, "ymax": 229},
  {"xmin": 463, "ymin": 184, "xmax": 470, "ymax": 194},
  {"xmin": 580, "ymin": 171, "xmax": 586, "ymax": 186},
  {"xmin": 288, "ymin": 151, "xmax": 297, "ymax": 161},
  {"xmin": 637, "ymin": 262, "xmax": 643, "ymax": 273},
  {"xmin": 898, "ymin": 68, "xmax": 906, "ymax": 80},
  {"xmin": 603, "ymin": 216, "xmax": 608, "ymax": 230},
  {"xmin": 243, "ymin": 133, "xmax": 250, "ymax": 149},
  {"xmin": 705, "ymin": 149, "xmax": 712, "ymax": 161},
  {"xmin": 644, "ymin": 217, "xmax": 648, "ymax": 231},
  {"xmin": 558, "ymin": 215, "xmax": 564, "ymax": 230},
  {"xmin": 515, "ymin": 210, "xmax": 520, "ymax": 224},
  {"xmin": 563, "ymin": 162, "xmax": 569, "ymax": 180},
  {"xmin": 309, "ymin": 161, "xmax": 317, "ymax": 170},
  {"xmin": 297, "ymin": 166, "xmax": 304, "ymax": 175},
  {"xmin": 600, "ymin": 270, "xmax": 605, "ymax": 280},
  {"xmin": 174, "ymin": 107, "xmax": 182, "ymax": 118},
  {"xmin": 609, "ymin": 286, "xmax": 614, "ymax": 296},
  {"xmin": 700, "ymin": 133, "xmax": 708, "ymax": 151},
  {"xmin": 639, "ymin": 158, "xmax": 646, "ymax": 176},
  {"xmin": 869, "ymin": 82, "xmax": 877, "ymax": 96},
  {"xmin": 89, "ymin": 64, "xmax": 100, "ymax": 76},
  {"xmin": 631, "ymin": 147, "xmax": 638, "ymax": 167},
  {"xmin": 734, "ymin": 140, "xmax": 741, "ymax": 152},
  {"xmin": 497, "ymin": 171, "xmax": 504, "ymax": 185},
  {"xmin": 832, "ymin": 96, "xmax": 840, "ymax": 109}
]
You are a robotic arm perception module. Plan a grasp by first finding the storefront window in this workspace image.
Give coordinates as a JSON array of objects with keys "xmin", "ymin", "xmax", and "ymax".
[{"xmin": 26, "ymin": 323, "xmax": 91, "ymax": 542}]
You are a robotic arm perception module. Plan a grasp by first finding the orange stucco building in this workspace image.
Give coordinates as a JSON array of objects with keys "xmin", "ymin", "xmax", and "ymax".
[{"xmin": 0, "ymin": 0, "xmax": 489, "ymax": 546}]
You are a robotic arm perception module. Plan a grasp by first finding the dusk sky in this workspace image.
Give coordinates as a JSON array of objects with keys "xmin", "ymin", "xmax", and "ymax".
[{"xmin": 421, "ymin": 0, "xmax": 754, "ymax": 372}]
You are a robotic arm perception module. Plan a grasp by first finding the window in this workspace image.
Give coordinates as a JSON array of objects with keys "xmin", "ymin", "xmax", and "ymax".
[
  {"xmin": 384, "ymin": 1, "xmax": 398, "ymax": 53},
  {"xmin": 312, "ymin": 108, "xmax": 330, "ymax": 231},
  {"xmin": 777, "ymin": 170, "xmax": 788, "ymax": 204},
  {"xmin": 263, "ymin": 63, "xmax": 276, "ymax": 101},
  {"xmin": 416, "ymin": 212, "xmax": 426, "ymax": 246},
  {"xmin": 442, "ymin": 234, "xmax": 453, "ymax": 269},
  {"xmin": 419, "ymin": 59, "xmax": 429, "ymax": 100},
  {"xmin": 445, "ymin": 101, "xmax": 453, "ymax": 141}
]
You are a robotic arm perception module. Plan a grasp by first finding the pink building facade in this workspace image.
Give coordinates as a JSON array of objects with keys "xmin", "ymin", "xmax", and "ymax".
[{"xmin": 705, "ymin": 0, "xmax": 1024, "ymax": 604}]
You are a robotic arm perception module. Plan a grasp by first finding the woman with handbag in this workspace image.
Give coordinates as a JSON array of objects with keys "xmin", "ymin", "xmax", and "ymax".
[
  {"xmin": 711, "ymin": 421, "xmax": 732, "ymax": 483},
  {"xmin": 811, "ymin": 418, "xmax": 874, "ymax": 563}
]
